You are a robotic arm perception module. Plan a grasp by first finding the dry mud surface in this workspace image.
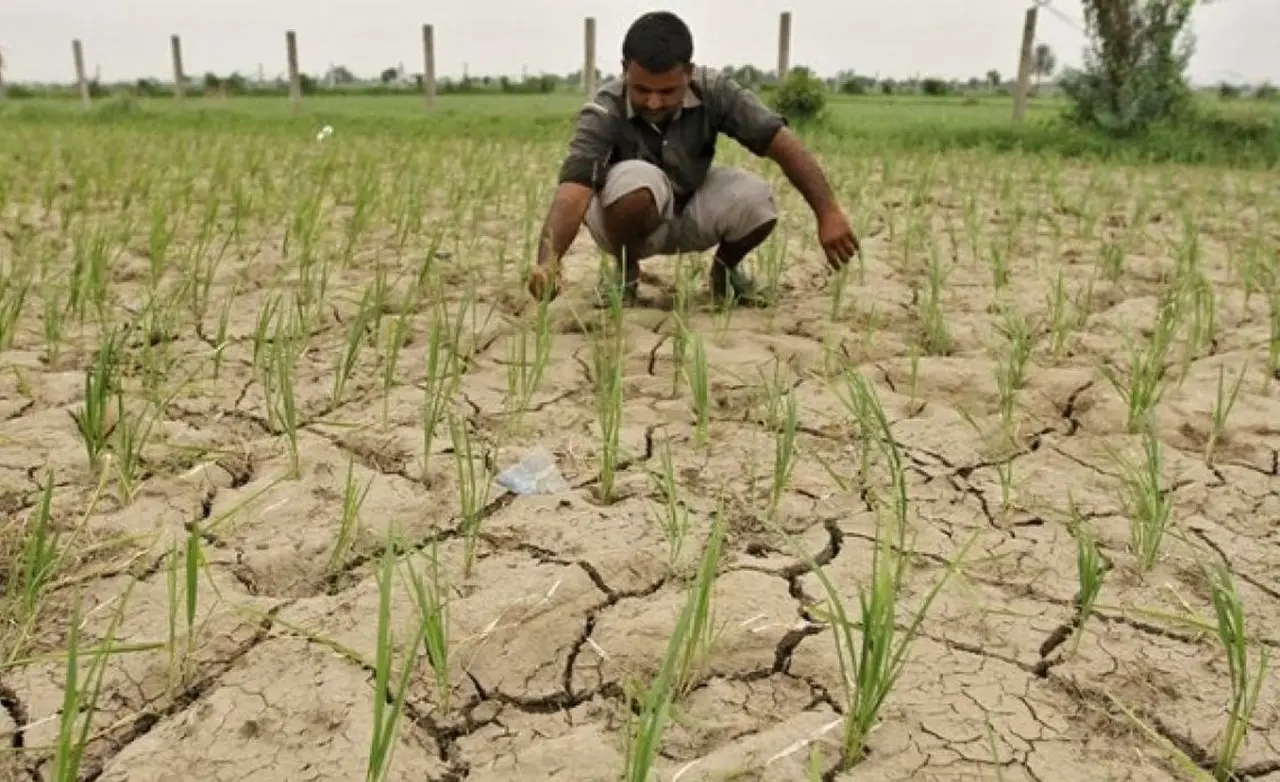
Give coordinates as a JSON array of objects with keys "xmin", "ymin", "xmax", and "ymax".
[{"xmin": 1, "ymin": 126, "xmax": 1279, "ymax": 781}]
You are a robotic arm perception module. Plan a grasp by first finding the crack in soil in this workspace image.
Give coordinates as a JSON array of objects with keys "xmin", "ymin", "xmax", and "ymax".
[{"xmin": 73, "ymin": 601, "xmax": 291, "ymax": 782}]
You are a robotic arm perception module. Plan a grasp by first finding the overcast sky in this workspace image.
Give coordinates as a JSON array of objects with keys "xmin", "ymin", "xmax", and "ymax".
[{"xmin": 2, "ymin": 0, "xmax": 1276, "ymax": 86}]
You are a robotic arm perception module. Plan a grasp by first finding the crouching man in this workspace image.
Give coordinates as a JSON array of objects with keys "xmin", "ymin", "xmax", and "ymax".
[{"xmin": 526, "ymin": 10, "xmax": 859, "ymax": 307}]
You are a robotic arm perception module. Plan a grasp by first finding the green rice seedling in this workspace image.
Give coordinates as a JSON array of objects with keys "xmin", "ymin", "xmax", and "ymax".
[
  {"xmin": 251, "ymin": 295, "xmax": 281, "ymax": 376},
  {"xmin": 268, "ymin": 319, "xmax": 301, "ymax": 479},
  {"xmin": 993, "ymin": 305, "xmax": 1033, "ymax": 440},
  {"xmin": 0, "ymin": 271, "xmax": 29, "ymax": 352},
  {"xmin": 110, "ymin": 395, "xmax": 161, "ymax": 505},
  {"xmin": 380, "ymin": 308, "xmax": 411, "ymax": 428},
  {"xmin": 995, "ymin": 455, "xmax": 1016, "ymax": 520},
  {"xmin": 648, "ymin": 439, "xmax": 691, "ymax": 573},
  {"xmin": 686, "ymin": 333, "xmax": 709, "ymax": 448},
  {"xmin": 754, "ymin": 229, "xmax": 786, "ymax": 305},
  {"xmin": 449, "ymin": 414, "xmax": 493, "ymax": 578},
  {"xmin": 1205, "ymin": 561, "xmax": 1271, "ymax": 782},
  {"xmin": 1099, "ymin": 238, "xmax": 1126, "ymax": 282},
  {"xmin": 918, "ymin": 241, "xmax": 952, "ymax": 356},
  {"xmin": 166, "ymin": 519, "xmax": 206, "ymax": 693},
  {"xmin": 42, "ymin": 282, "xmax": 66, "ymax": 367},
  {"xmin": 1106, "ymin": 692, "xmax": 1216, "ymax": 782},
  {"xmin": 768, "ymin": 390, "xmax": 799, "ymax": 521},
  {"xmin": 594, "ymin": 275, "xmax": 627, "ymax": 503},
  {"xmin": 1205, "ymin": 363, "xmax": 1247, "ymax": 466},
  {"xmin": 756, "ymin": 357, "xmax": 791, "ymax": 431},
  {"xmin": 3, "ymin": 469, "xmax": 109, "ymax": 667},
  {"xmin": 1238, "ymin": 222, "xmax": 1265, "ymax": 307},
  {"xmin": 622, "ymin": 511, "xmax": 726, "ymax": 780},
  {"xmin": 15, "ymin": 471, "xmax": 59, "ymax": 622},
  {"xmin": 1111, "ymin": 428, "xmax": 1172, "ymax": 573},
  {"xmin": 367, "ymin": 538, "xmax": 425, "ymax": 782},
  {"xmin": 328, "ymin": 455, "xmax": 373, "ymax": 574},
  {"xmin": 504, "ymin": 297, "xmax": 553, "ymax": 435},
  {"xmin": 1101, "ymin": 298, "xmax": 1179, "ymax": 435},
  {"xmin": 71, "ymin": 328, "xmax": 122, "ymax": 475},
  {"xmin": 1184, "ymin": 271, "xmax": 1217, "ymax": 374},
  {"xmin": 829, "ymin": 261, "xmax": 851, "ymax": 321},
  {"xmin": 403, "ymin": 539, "xmax": 452, "ymax": 713},
  {"xmin": 807, "ymin": 744, "xmax": 825, "ymax": 781},
  {"xmin": 829, "ymin": 371, "xmax": 877, "ymax": 490},
  {"xmin": 989, "ymin": 237, "xmax": 1010, "ymax": 291},
  {"xmin": 1045, "ymin": 269, "xmax": 1079, "ymax": 360},
  {"xmin": 985, "ymin": 719, "xmax": 1007, "ymax": 782},
  {"xmin": 331, "ymin": 286, "xmax": 377, "ymax": 409},
  {"xmin": 783, "ymin": 371, "xmax": 972, "ymax": 768},
  {"xmin": 50, "ymin": 579, "xmax": 135, "ymax": 782},
  {"xmin": 421, "ymin": 301, "xmax": 465, "ymax": 483},
  {"xmin": 669, "ymin": 313, "xmax": 691, "ymax": 399},
  {"xmin": 674, "ymin": 504, "xmax": 726, "ymax": 698},
  {"xmin": 1065, "ymin": 496, "xmax": 1106, "ymax": 655},
  {"xmin": 905, "ymin": 345, "xmax": 922, "ymax": 417},
  {"xmin": 341, "ymin": 164, "xmax": 380, "ymax": 266}
]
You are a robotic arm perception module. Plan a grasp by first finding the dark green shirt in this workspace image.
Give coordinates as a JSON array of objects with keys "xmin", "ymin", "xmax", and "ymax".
[{"xmin": 557, "ymin": 67, "xmax": 786, "ymax": 208}]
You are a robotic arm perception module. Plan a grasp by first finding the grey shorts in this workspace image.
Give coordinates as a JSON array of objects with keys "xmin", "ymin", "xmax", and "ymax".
[{"xmin": 583, "ymin": 160, "xmax": 778, "ymax": 261}]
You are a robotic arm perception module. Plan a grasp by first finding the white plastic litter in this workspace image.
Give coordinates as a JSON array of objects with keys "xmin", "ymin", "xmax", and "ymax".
[{"xmin": 495, "ymin": 446, "xmax": 570, "ymax": 495}]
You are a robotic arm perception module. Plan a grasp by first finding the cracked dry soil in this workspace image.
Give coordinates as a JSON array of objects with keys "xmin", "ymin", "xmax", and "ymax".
[{"xmin": 1, "ymin": 119, "xmax": 1279, "ymax": 782}]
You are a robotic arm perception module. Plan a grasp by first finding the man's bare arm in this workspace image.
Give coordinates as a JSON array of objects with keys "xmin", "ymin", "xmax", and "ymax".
[
  {"xmin": 765, "ymin": 127, "xmax": 840, "ymax": 220},
  {"xmin": 535, "ymin": 182, "xmax": 595, "ymax": 267}
]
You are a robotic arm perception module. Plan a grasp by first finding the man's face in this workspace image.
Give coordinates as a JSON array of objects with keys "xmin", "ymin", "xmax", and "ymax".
[{"xmin": 623, "ymin": 60, "xmax": 691, "ymax": 125}]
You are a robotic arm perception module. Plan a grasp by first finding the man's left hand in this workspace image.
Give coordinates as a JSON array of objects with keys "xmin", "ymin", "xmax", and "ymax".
[{"xmin": 817, "ymin": 208, "xmax": 859, "ymax": 269}]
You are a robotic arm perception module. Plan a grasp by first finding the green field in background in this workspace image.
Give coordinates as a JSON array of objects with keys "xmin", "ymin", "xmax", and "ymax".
[{"xmin": 4, "ymin": 90, "xmax": 1277, "ymax": 168}]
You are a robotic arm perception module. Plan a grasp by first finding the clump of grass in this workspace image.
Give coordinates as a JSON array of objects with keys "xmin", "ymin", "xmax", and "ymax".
[
  {"xmin": 403, "ymin": 539, "xmax": 452, "ymax": 713},
  {"xmin": 686, "ymin": 333, "xmax": 710, "ymax": 449},
  {"xmin": 1204, "ymin": 363, "xmax": 1247, "ymax": 466},
  {"xmin": 1205, "ymin": 561, "xmax": 1270, "ymax": 782},
  {"xmin": 421, "ymin": 302, "xmax": 464, "ymax": 483},
  {"xmin": 449, "ymin": 413, "xmax": 493, "ymax": 579},
  {"xmin": 1065, "ymin": 495, "xmax": 1107, "ymax": 655},
  {"xmin": 1101, "ymin": 291, "xmax": 1180, "ymax": 434},
  {"xmin": 327, "ymin": 455, "xmax": 373, "ymax": 574},
  {"xmin": 591, "ymin": 266, "xmax": 628, "ymax": 504},
  {"xmin": 367, "ymin": 537, "xmax": 423, "ymax": 782},
  {"xmin": 1110, "ymin": 428, "xmax": 1172, "ymax": 573},
  {"xmin": 622, "ymin": 508, "xmax": 726, "ymax": 780},
  {"xmin": 504, "ymin": 297, "xmax": 553, "ymax": 435},
  {"xmin": 648, "ymin": 439, "xmax": 691, "ymax": 574},
  {"xmin": 784, "ymin": 371, "xmax": 973, "ymax": 769},
  {"xmin": 917, "ymin": 242, "xmax": 952, "ymax": 356},
  {"xmin": 70, "ymin": 328, "xmax": 122, "ymax": 475},
  {"xmin": 768, "ymin": 389, "xmax": 799, "ymax": 520}
]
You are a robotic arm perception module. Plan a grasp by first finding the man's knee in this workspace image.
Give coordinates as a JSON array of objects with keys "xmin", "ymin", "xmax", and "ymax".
[
  {"xmin": 598, "ymin": 160, "xmax": 671, "ymax": 249},
  {"xmin": 727, "ymin": 171, "xmax": 778, "ymax": 241},
  {"xmin": 603, "ymin": 187, "xmax": 662, "ymax": 245},
  {"xmin": 688, "ymin": 168, "xmax": 777, "ymax": 248}
]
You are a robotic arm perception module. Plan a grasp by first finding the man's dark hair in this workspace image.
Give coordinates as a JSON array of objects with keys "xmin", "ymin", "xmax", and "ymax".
[{"xmin": 622, "ymin": 12, "xmax": 694, "ymax": 73}]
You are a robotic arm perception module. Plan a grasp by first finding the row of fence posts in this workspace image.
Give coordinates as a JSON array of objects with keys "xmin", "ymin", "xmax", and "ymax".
[{"xmin": 3, "ymin": 9, "xmax": 1041, "ymax": 123}]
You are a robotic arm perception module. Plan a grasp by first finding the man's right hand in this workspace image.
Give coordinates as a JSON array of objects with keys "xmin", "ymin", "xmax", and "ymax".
[{"xmin": 527, "ymin": 261, "xmax": 563, "ymax": 301}]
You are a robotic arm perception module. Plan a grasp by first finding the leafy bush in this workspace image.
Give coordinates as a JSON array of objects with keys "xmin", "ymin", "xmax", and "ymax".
[
  {"xmin": 1061, "ymin": 0, "xmax": 1198, "ymax": 136},
  {"xmin": 920, "ymin": 78, "xmax": 952, "ymax": 96},
  {"xmin": 771, "ymin": 68, "xmax": 827, "ymax": 123}
]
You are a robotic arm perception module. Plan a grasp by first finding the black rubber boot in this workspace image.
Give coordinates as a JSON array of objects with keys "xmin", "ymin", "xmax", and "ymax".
[{"xmin": 709, "ymin": 256, "xmax": 766, "ymax": 307}]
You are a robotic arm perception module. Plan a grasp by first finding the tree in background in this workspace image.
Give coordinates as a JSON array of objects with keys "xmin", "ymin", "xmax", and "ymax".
[
  {"xmin": 1033, "ymin": 43, "xmax": 1057, "ymax": 88},
  {"xmin": 1060, "ymin": 0, "xmax": 1208, "ymax": 134},
  {"xmin": 772, "ymin": 66, "xmax": 827, "ymax": 123}
]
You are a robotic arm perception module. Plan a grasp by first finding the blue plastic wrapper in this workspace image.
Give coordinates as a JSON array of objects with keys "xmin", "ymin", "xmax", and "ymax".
[{"xmin": 495, "ymin": 446, "xmax": 570, "ymax": 495}]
